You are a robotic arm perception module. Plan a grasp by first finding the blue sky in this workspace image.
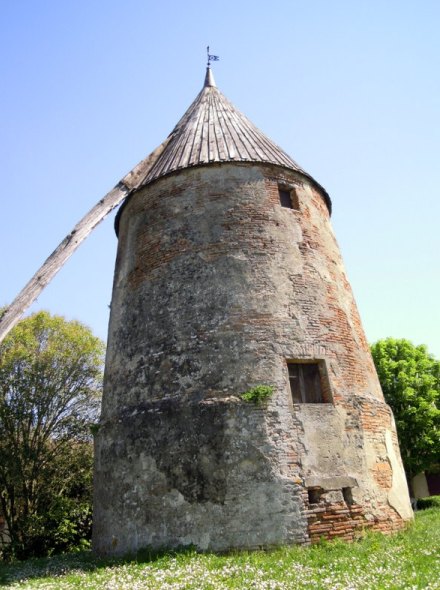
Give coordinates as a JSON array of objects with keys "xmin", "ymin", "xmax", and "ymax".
[{"xmin": 1, "ymin": 0, "xmax": 439, "ymax": 357}]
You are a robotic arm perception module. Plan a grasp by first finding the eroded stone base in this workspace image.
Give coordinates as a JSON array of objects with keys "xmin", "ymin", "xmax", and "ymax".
[
  {"xmin": 93, "ymin": 398, "xmax": 308, "ymax": 555},
  {"xmin": 93, "ymin": 395, "xmax": 411, "ymax": 556}
]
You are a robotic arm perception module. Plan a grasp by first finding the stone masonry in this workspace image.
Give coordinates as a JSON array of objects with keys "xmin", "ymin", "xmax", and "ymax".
[{"xmin": 93, "ymin": 69, "xmax": 412, "ymax": 555}]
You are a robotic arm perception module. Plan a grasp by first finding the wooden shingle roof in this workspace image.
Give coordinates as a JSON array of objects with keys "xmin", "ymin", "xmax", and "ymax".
[
  {"xmin": 137, "ymin": 67, "xmax": 308, "ymax": 186},
  {"xmin": 117, "ymin": 67, "xmax": 331, "ymax": 218}
]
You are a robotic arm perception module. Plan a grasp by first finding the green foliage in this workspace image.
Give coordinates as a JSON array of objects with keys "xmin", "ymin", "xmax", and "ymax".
[
  {"xmin": 0, "ymin": 311, "xmax": 104, "ymax": 561},
  {"xmin": 0, "ymin": 508, "xmax": 439, "ymax": 589},
  {"xmin": 241, "ymin": 385, "xmax": 274, "ymax": 404},
  {"xmin": 371, "ymin": 338, "xmax": 440, "ymax": 481}
]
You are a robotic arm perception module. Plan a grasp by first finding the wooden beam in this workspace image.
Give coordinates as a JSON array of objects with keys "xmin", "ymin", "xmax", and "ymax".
[
  {"xmin": 0, "ymin": 137, "xmax": 171, "ymax": 344},
  {"xmin": 0, "ymin": 183, "xmax": 129, "ymax": 344}
]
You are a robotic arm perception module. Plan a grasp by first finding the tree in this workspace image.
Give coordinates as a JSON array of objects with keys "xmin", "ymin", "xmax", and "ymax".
[
  {"xmin": 371, "ymin": 338, "xmax": 440, "ymax": 487},
  {"xmin": 0, "ymin": 311, "xmax": 104, "ymax": 560}
]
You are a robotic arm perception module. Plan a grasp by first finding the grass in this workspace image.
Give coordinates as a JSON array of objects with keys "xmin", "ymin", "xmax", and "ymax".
[{"xmin": 0, "ymin": 506, "xmax": 439, "ymax": 589}]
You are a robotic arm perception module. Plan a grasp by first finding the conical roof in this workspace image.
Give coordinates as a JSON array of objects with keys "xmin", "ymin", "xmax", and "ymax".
[
  {"xmin": 137, "ymin": 67, "xmax": 310, "ymax": 186},
  {"xmin": 118, "ymin": 67, "xmax": 331, "ymax": 218}
]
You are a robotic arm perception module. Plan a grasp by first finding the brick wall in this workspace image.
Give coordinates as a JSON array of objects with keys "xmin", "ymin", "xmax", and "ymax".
[{"xmin": 95, "ymin": 162, "xmax": 412, "ymax": 555}]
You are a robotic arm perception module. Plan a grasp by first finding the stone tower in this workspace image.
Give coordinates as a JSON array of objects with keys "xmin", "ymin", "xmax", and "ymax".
[{"xmin": 93, "ymin": 67, "xmax": 412, "ymax": 554}]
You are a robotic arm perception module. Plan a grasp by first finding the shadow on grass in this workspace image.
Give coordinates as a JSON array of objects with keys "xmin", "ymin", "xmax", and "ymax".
[
  {"xmin": 0, "ymin": 545, "xmax": 197, "ymax": 586},
  {"xmin": 416, "ymin": 495, "xmax": 440, "ymax": 510}
]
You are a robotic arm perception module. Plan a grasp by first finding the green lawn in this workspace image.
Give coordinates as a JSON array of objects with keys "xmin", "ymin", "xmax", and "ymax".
[{"xmin": 1, "ymin": 506, "xmax": 439, "ymax": 589}]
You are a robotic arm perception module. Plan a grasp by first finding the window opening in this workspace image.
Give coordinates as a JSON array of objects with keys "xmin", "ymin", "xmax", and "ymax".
[
  {"xmin": 308, "ymin": 488, "xmax": 322, "ymax": 504},
  {"xmin": 278, "ymin": 186, "xmax": 299, "ymax": 210},
  {"xmin": 288, "ymin": 361, "xmax": 330, "ymax": 403},
  {"xmin": 279, "ymin": 188, "xmax": 292, "ymax": 208},
  {"xmin": 342, "ymin": 487, "xmax": 354, "ymax": 506}
]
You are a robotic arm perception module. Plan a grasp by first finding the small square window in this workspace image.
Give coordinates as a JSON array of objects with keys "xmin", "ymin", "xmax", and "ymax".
[
  {"xmin": 287, "ymin": 361, "xmax": 330, "ymax": 403},
  {"xmin": 278, "ymin": 186, "xmax": 299, "ymax": 210},
  {"xmin": 308, "ymin": 488, "xmax": 322, "ymax": 504},
  {"xmin": 279, "ymin": 188, "xmax": 292, "ymax": 208},
  {"xmin": 342, "ymin": 487, "xmax": 354, "ymax": 506}
]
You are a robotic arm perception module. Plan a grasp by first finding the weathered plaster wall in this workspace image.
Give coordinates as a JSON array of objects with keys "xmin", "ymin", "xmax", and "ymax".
[
  {"xmin": 94, "ymin": 398, "xmax": 307, "ymax": 553},
  {"xmin": 93, "ymin": 163, "xmax": 412, "ymax": 555}
]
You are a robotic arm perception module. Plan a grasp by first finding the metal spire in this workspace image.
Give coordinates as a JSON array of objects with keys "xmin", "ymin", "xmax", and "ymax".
[{"xmin": 204, "ymin": 66, "xmax": 216, "ymax": 87}]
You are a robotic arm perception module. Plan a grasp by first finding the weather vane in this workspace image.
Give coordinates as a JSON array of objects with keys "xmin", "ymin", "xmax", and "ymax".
[{"xmin": 207, "ymin": 46, "xmax": 219, "ymax": 67}]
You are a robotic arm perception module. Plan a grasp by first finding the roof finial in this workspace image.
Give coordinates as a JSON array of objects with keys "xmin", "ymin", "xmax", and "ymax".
[
  {"xmin": 204, "ymin": 46, "xmax": 219, "ymax": 88},
  {"xmin": 207, "ymin": 46, "xmax": 219, "ymax": 68}
]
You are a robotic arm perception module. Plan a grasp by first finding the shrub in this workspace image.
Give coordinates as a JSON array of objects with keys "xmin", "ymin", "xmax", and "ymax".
[{"xmin": 241, "ymin": 385, "xmax": 274, "ymax": 404}]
